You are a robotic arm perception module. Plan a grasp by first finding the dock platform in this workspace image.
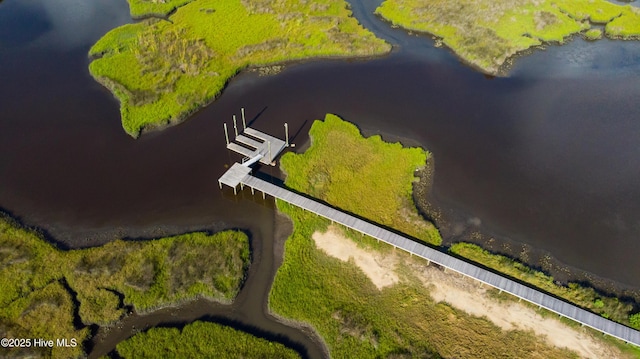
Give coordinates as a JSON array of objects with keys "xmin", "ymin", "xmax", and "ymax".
[
  {"xmin": 226, "ymin": 127, "xmax": 286, "ymax": 166},
  {"xmin": 217, "ymin": 163, "xmax": 251, "ymax": 193}
]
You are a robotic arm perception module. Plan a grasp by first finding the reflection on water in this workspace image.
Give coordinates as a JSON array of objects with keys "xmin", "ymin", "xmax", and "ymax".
[
  {"xmin": 0, "ymin": 0, "xmax": 130, "ymax": 50},
  {"xmin": 511, "ymin": 37, "xmax": 640, "ymax": 78},
  {"xmin": 0, "ymin": 0, "xmax": 50, "ymax": 49}
]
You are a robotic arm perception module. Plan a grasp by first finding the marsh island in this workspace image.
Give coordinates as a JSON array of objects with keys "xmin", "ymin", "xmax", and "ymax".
[
  {"xmin": 89, "ymin": 0, "xmax": 390, "ymax": 137},
  {"xmin": 376, "ymin": 0, "xmax": 640, "ymax": 74}
]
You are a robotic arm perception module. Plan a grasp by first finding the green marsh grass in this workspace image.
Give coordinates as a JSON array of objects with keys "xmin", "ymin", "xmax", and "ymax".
[
  {"xmin": 280, "ymin": 114, "xmax": 441, "ymax": 246},
  {"xmin": 375, "ymin": 0, "xmax": 640, "ymax": 74},
  {"xmin": 584, "ymin": 28, "xmax": 603, "ymax": 40},
  {"xmin": 127, "ymin": 0, "xmax": 195, "ymax": 18},
  {"xmin": 116, "ymin": 320, "xmax": 301, "ymax": 358},
  {"xmin": 0, "ymin": 214, "xmax": 249, "ymax": 356},
  {"xmin": 89, "ymin": 0, "xmax": 390, "ymax": 137}
]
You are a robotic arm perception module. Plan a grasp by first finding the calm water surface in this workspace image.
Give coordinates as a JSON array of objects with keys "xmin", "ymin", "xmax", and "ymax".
[{"xmin": 2, "ymin": 0, "xmax": 640, "ymax": 354}]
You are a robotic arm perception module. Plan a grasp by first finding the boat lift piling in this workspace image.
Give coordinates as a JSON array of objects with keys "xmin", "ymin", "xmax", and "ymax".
[
  {"xmin": 223, "ymin": 123, "xmax": 229, "ymax": 145},
  {"xmin": 233, "ymin": 115, "xmax": 238, "ymax": 138}
]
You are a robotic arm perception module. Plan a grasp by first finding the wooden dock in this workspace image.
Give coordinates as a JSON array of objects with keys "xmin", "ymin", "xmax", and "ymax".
[
  {"xmin": 224, "ymin": 173, "xmax": 640, "ymax": 348},
  {"xmin": 226, "ymin": 127, "xmax": 287, "ymax": 166}
]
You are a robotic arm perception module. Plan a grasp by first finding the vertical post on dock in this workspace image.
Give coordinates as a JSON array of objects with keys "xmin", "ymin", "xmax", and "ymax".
[
  {"xmin": 241, "ymin": 107, "xmax": 246, "ymax": 130},
  {"xmin": 268, "ymin": 141, "xmax": 272, "ymax": 163},
  {"xmin": 233, "ymin": 115, "xmax": 238, "ymax": 138},
  {"xmin": 223, "ymin": 123, "xmax": 229, "ymax": 145},
  {"xmin": 284, "ymin": 123, "xmax": 289, "ymax": 147}
]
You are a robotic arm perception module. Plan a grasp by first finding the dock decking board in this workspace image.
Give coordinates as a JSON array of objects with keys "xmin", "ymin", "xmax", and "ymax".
[
  {"xmin": 236, "ymin": 134, "xmax": 263, "ymax": 149},
  {"xmin": 226, "ymin": 143, "xmax": 254, "ymax": 158},
  {"xmin": 232, "ymin": 174, "xmax": 640, "ymax": 347},
  {"xmin": 226, "ymin": 127, "xmax": 287, "ymax": 165},
  {"xmin": 217, "ymin": 163, "xmax": 251, "ymax": 189}
]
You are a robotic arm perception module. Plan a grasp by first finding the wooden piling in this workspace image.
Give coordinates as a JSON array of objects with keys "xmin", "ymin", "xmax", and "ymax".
[
  {"xmin": 233, "ymin": 115, "xmax": 238, "ymax": 137},
  {"xmin": 284, "ymin": 123, "xmax": 289, "ymax": 147}
]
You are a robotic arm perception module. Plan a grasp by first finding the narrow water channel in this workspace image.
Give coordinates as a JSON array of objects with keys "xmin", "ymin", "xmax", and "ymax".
[
  {"xmin": 1, "ymin": 0, "xmax": 640, "ymax": 356},
  {"xmin": 87, "ymin": 208, "xmax": 327, "ymax": 359}
]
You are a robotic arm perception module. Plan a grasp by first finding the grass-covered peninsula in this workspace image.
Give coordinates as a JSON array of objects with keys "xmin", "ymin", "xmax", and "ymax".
[
  {"xmin": 375, "ymin": 0, "xmax": 640, "ymax": 74},
  {"xmin": 269, "ymin": 114, "xmax": 640, "ymax": 358},
  {"xmin": 0, "ymin": 214, "xmax": 249, "ymax": 358},
  {"xmin": 89, "ymin": 0, "xmax": 390, "ymax": 137},
  {"xmin": 280, "ymin": 114, "xmax": 442, "ymax": 246},
  {"xmin": 116, "ymin": 321, "xmax": 301, "ymax": 358}
]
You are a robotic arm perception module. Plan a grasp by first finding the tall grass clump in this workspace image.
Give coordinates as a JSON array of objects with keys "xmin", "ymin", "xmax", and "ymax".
[
  {"xmin": 375, "ymin": 0, "xmax": 640, "ymax": 75},
  {"xmin": 89, "ymin": 0, "xmax": 390, "ymax": 137},
  {"xmin": 280, "ymin": 114, "xmax": 441, "ymax": 245},
  {"xmin": 116, "ymin": 320, "xmax": 301, "ymax": 358}
]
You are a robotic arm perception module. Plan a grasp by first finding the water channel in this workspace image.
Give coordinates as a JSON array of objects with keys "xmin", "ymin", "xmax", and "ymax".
[{"xmin": 1, "ymin": 0, "xmax": 640, "ymax": 357}]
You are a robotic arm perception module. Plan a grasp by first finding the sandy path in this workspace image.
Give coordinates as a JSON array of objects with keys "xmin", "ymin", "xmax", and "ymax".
[{"xmin": 312, "ymin": 225, "xmax": 627, "ymax": 359}]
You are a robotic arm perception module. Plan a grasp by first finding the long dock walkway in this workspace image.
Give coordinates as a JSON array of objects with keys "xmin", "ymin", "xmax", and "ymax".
[{"xmin": 231, "ymin": 174, "xmax": 640, "ymax": 347}]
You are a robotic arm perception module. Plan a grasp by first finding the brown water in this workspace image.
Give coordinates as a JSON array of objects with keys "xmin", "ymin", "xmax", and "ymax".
[{"xmin": 2, "ymin": 0, "xmax": 640, "ymax": 356}]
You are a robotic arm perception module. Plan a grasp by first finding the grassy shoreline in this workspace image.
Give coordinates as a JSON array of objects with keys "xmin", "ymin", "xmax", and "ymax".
[
  {"xmin": 0, "ymin": 214, "xmax": 249, "ymax": 358},
  {"xmin": 375, "ymin": 0, "xmax": 640, "ymax": 75},
  {"xmin": 126, "ymin": 0, "xmax": 195, "ymax": 18},
  {"xmin": 269, "ymin": 114, "xmax": 640, "ymax": 357},
  {"xmin": 115, "ymin": 320, "xmax": 301, "ymax": 358},
  {"xmin": 280, "ymin": 113, "xmax": 442, "ymax": 246},
  {"xmin": 450, "ymin": 242, "xmax": 640, "ymax": 328},
  {"xmin": 89, "ymin": 0, "xmax": 390, "ymax": 137}
]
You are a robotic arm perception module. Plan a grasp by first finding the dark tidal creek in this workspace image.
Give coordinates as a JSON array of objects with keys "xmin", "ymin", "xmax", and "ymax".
[{"xmin": 1, "ymin": 0, "xmax": 640, "ymax": 357}]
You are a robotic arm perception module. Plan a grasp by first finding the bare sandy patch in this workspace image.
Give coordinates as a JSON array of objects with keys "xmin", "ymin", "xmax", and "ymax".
[
  {"xmin": 313, "ymin": 225, "xmax": 399, "ymax": 289},
  {"xmin": 312, "ymin": 225, "xmax": 628, "ymax": 359},
  {"xmin": 408, "ymin": 263, "xmax": 627, "ymax": 359}
]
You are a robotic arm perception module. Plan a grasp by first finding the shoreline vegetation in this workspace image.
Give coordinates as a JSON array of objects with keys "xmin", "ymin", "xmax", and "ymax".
[
  {"xmin": 450, "ymin": 242, "xmax": 640, "ymax": 328},
  {"xmin": 89, "ymin": 0, "xmax": 390, "ymax": 137},
  {"xmin": 0, "ymin": 214, "xmax": 249, "ymax": 358},
  {"xmin": 280, "ymin": 114, "xmax": 442, "ymax": 246},
  {"xmin": 269, "ymin": 114, "xmax": 640, "ymax": 357},
  {"xmin": 375, "ymin": 0, "xmax": 640, "ymax": 75},
  {"xmin": 127, "ymin": 0, "xmax": 195, "ymax": 19},
  {"xmin": 115, "ymin": 321, "xmax": 301, "ymax": 358}
]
